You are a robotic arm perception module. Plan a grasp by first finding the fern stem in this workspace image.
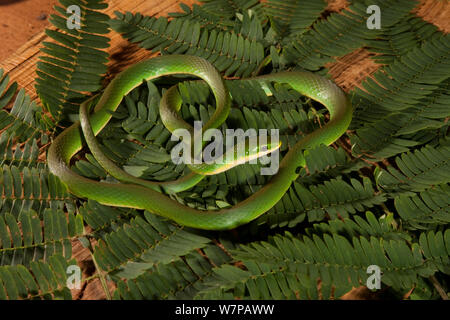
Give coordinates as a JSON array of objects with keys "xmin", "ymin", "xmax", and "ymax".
[
  {"xmin": 82, "ymin": 273, "xmax": 101, "ymax": 283},
  {"xmin": 252, "ymin": 54, "xmax": 272, "ymax": 76},
  {"xmin": 83, "ymin": 230, "xmax": 112, "ymax": 300},
  {"xmin": 429, "ymin": 275, "xmax": 449, "ymax": 300},
  {"xmin": 91, "ymin": 250, "xmax": 112, "ymax": 300}
]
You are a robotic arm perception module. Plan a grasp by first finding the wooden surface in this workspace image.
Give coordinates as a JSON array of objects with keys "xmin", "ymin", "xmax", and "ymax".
[
  {"xmin": 0, "ymin": 0, "xmax": 55, "ymax": 61},
  {"xmin": 0, "ymin": 0, "xmax": 449, "ymax": 300}
]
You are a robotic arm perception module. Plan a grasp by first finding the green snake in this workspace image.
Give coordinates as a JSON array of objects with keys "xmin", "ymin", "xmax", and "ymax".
[{"xmin": 48, "ymin": 55, "xmax": 352, "ymax": 230}]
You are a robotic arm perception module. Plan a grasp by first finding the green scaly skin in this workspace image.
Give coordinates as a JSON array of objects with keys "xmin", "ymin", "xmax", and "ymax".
[{"xmin": 48, "ymin": 55, "xmax": 352, "ymax": 230}]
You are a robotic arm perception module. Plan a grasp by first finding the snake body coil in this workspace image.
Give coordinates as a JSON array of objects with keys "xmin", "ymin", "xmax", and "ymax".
[{"xmin": 48, "ymin": 55, "xmax": 352, "ymax": 230}]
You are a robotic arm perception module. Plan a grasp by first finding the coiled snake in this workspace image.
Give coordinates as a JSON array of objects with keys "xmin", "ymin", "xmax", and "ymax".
[{"xmin": 48, "ymin": 55, "xmax": 352, "ymax": 230}]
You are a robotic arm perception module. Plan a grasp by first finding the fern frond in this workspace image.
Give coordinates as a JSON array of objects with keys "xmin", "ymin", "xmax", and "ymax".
[
  {"xmin": 171, "ymin": 3, "xmax": 264, "ymax": 43},
  {"xmin": 308, "ymin": 211, "xmax": 410, "ymax": 242},
  {"xmin": 93, "ymin": 212, "xmax": 210, "ymax": 279},
  {"xmin": 196, "ymin": 0, "xmax": 261, "ymax": 20},
  {"xmin": 419, "ymin": 230, "xmax": 450, "ymax": 275},
  {"xmin": 197, "ymin": 229, "xmax": 449, "ymax": 299},
  {"xmin": 36, "ymin": 0, "xmax": 110, "ymax": 122},
  {"xmin": 376, "ymin": 145, "xmax": 450, "ymax": 193},
  {"xmin": 0, "ymin": 135, "xmax": 42, "ymax": 169},
  {"xmin": 178, "ymin": 78, "xmax": 313, "ymax": 117},
  {"xmin": 282, "ymin": 0, "xmax": 417, "ymax": 71},
  {"xmin": 351, "ymin": 113, "xmax": 424, "ymax": 159},
  {"xmin": 0, "ymin": 255, "xmax": 74, "ymax": 299},
  {"xmin": 409, "ymin": 276, "xmax": 442, "ymax": 300},
  {"xmin": 0, "ymin": 165, "xmax": 75, "ymax": 217},
  {"xmin": 350, "ymin": 80, "xmax": 450, "ymax": 166},
  {"xmin": 367, "ymin": 15, "xmax": 439, "ymax": 64},
  {"xmin": 114, "ymin": 244, "xmax": 232, "ymax": 300},
  {"xmin": 236, "ymin": 11, "xmax": 265, "ymax": 42},
  {"xmin": 80, "ymin": 200, "xmax": 137, "ymax": 233},
  {"xmin": 256, "ymin": 177, "xmax": 386, "ymax": 228},
  {"xmin": 0, "ymin": 209, "xmax": 83, "ymax": 267},
  {"xmin": 110, "ymin": 12, "xmax": 265, "ymax": 77},
  {"xmin": 169, "ymin": 3, "xmax": 236, "ymax": 32},
  {"xmin": 354, "ymin": 35, "xmax": 450, "ymax": 113},
  {"xmin": 263, "ymin": 0, "xmax": 327, "ymax": 41},
  {"xmin": 0, "ymin": 69, "xmax": 17, "ymax": 109},
  {"xmin": 298, "ymin": 144, "xmax": 367, "ymax": 185},
  {"xmin": 1, "ymin": 70, "xmax": 49, "ymax": 142},
  {"xmin": 353, "ymin": 79, "xmax": 450, "ymax": 132},
  {"xmin": 395, "ymin": 184, "xmax": 450, "ymax": 230}
]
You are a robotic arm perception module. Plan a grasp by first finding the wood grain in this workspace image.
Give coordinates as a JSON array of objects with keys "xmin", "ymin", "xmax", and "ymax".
[{"xmin": 0, "ymin": 0, "xmax": 56, "ymax": 61}]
